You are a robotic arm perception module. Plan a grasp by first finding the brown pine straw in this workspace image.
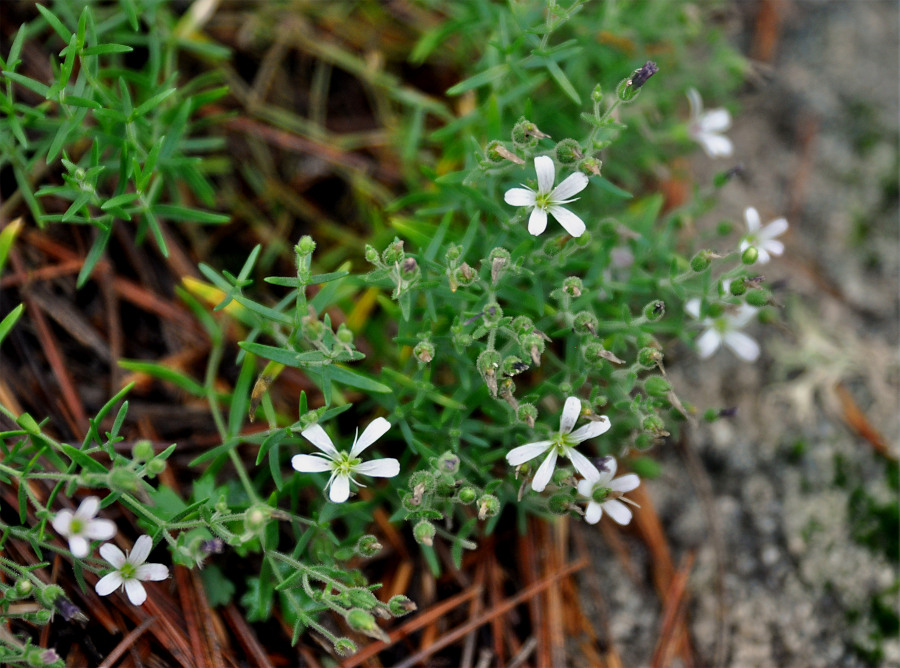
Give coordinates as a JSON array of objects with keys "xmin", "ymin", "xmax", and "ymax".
[{"xmin": 651, "ymin": 550, "xmax": 696, "ymax": 668}]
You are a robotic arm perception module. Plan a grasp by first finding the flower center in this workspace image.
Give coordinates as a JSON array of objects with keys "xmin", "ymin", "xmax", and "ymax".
[
  {"xmin": 120, "ymin": 561, "xmax": 137, "ymax": 579},
  {"xmin": 591, "ymin": 487, "xmax": 611, "ymax": 503},
  {"xmin": 334, "ymin": 453, "xmax": 361, "ymax": 477},
  {"xmin": 535, "ymin": 191, "xmax": 552, "ymax": 210},
  {"xmin": 70, "ymin": 518, "xmax": 84, "ymax": 534}
]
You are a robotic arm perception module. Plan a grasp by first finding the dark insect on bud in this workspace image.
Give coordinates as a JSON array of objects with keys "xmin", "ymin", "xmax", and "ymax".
[{"xmin": 629, "ymin": 61, "xmax": 658, "ymax": 89}]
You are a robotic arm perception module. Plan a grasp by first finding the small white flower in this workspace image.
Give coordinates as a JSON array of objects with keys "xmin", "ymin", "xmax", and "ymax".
[
  {"xmin": 51, "ymin": 496, "xmax": 117, "ymax": 558},
  {"xmin": 687, "ymin": 88, "xmax": 733, "ymax": 158},
  {"xmin": 504, "ymin": 156, "xmax": 590, "ymax": 237},
  {"xmin": 95, "ymin": 535, "xmax": 169, "ymax": 606},
  {"xmin": 506, "ymin": 397, "xmax": 609, "ymax": 492},
  {"xmin": 577, "ymin": 456, "xmax": 640, "ymax": 525},
  {"xmin": 292, "ymin": 417, "xmax": 399, "ymax": 503},
  {"xmin": 686, "ymin": 298, "xmax": 760, "ymax": 362},
  {"xmin": 739, "ymin": 207, "xmax": 788, "ymax": 264}
]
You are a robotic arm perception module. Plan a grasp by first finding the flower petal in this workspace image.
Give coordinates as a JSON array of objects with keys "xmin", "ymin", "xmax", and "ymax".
[
  {"xmin": 595, "ymin": 455, "xmax": 618, "ymax": 479},
  {"xmin": 506, "ymin": 441, "xmax": 552, "ymax": 466},
  {"xmin": 51, "ymin": 510, "xmax": 73, "ymax": 535},
  {"xmin": 685, "ymin": 298, "xmax": 702, "ymax": 319},
  {"xmin": 354, "ymin": 458, "xmax": 400, "ymax": 478},
  {"xmin": 291, "ymin": 454, "xmax": 333, "ymax": 473},
  {"xmin": 686, "ymin": 88, "xmax": 702, "ymax": 118},
  {"xmin": 744, "ymin": 207, "xmax": 761, "ymax": 233},
  {"xmin": 300, "ymin": 424, "xmax": 339, "ymax": 456},
  {"xmin": 527, "ymin": 207, "xmax": 548, "ymax": 236},
  {"xmin": 567, "ymin": 447, "xmax": 600, "ymax": 481},
  {"xmin": 761, "ymin": 239, "xmax": 784, "ymax": 257},
  {"xmin": 559, "ymin": 396, "xmax": 582, "ymax": 434},
  {"xmin": 548, "ymin": 206, "xmax": 586, "ymax": 237},
  {"xmin": 99, "ymin": 543, "xmax": 127, "ymax": 569},
  {"xmin": 698, "ymin": 133, "xmax": 733, "ymax": 158},
  {"xmin": 700, "ymin": 108, "xmax": 731, "ymax": 133},
  {"xmin": 551, "ymin": 172, "xmax": 589, "ymax": 200},
  {"xmin": 576, "ymin": 478, "xmax": 595, "ymax": 497},
  {"xmin": 77, "ymin": 496, "xmax": 101, "ymax": 519},
  {"xmin": 534, "ymin": 156, "xmax": 555, "ymax": 194},
  {"xmin": 68, "ymin": 535, "xmax": 89, "ymax": 558},
  {"xmin": 531, "ymin": 450, "xmax": 558, "ymax": 492},
  {"xmin": 761, "ymin": 217, "xmax": 788, "ymax": 240},
  {"xmin": 723, "ymin": 330, "xmax": 760, "ymax": 362},
  {"xmin": 610, "ymin": 473, "xmax": 640, "ymax": 493},
  {"xmin": 85, "ymin": 518, "xmax": 117, "ymax": 541},
  {"xmin": 504, "ymin": 187, "xmax": 536, "ymax": 207},
  {"xmin": 130, "ymin": 535, "xmax": 153, "ymax": 566},
  {"xmin": 602, "ymin": 499, "xmax": 633, "ymax": 525},
  {"xmin": 124, "ymin": 579, "xmax": 147, "ymax": 606},
  {"xmin": 95, "ymin": 572, "xmax": 123, "ymax": 596},
  {"xmin": 584, "ymin": 501, "xmax": 603, "ymax": 524},
  {"xmin": 350, "ymin": 417, "xmax": 391, "ymax": 457},
  {"xmin": 136, "ymin": 563, "xmax": 169, "ymax": 582},
  {"xmin": 328, "ymin": 474, "xmax": 351, "ymax": 503},
  {"xmin": 696, "ymin": 329, "xmax": 722, "ymax": 358},
  {"xmin": 569, "ymin": 416, "xmax": 611, "ymax": 442}
]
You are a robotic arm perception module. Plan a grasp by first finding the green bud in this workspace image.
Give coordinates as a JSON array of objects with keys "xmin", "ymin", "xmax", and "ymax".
[
  {"xmin": 336, "ymin": 323, "xmax": 354, "ymax": 345},
  {"xmin": 757, "ymin": 306, "xmax": 778, "ymax": 324},
  {"xmin": 457, "ymin": 486, "xmax": 478, "ymax": 505},
  {"xmin": 745, "ymin": 289, "xmax": 770, "ymax": 307},
  {"xmin": 477, "ymin": 494, "xmax": 500, "ymax": 520},
  {"xmin": 690, "ymin": 250, "xmax": 713, "ymax": 272},
  {"xmin": 108, "ymin": 467, "xmax": 139, "ymax": 493},
  {"xmin": 364, "ymin": 245, "xmax": 379, "ymax": 264},
  {"xmin": 574, "ymin": 230, "xmax": 592, "ymax": 247},
  {"xmin": 554, "ymin": 138, "xmax": 583, "ymax": 164},
  {"xmin": 334, "ymin": 638, "xmax": 358, "ymax": 657},
  {"xmin": 388, "ymin": 594, "xmax": 417, "ymax": 617},
  {"xmin": 582, "ymin": 341, "xmax": 605, "ymax": 366},
  {"xmin": 578, "ymin": 157, "xmax": 602, "ymax": 176},
  {"xmin": 436, "ymin": 451, "xmax": 460, "ymax": 474},
  {"xmin": 489, "ymin": 247, "xmax": 511, "ymax": 284},
  {"xmin": 145, "ymin": 458, "xmax": 166, "ymax": 478},
  {"xmin": 347, "ymin": 587, "xmax": 379, "ymax": 609},
  {"xmin": 520, "ymin": 333, "xmax": 545, "ymax": 366},
  {"xmin": 382, "ymin": 238, "xmax": 405, "ymax": 265},
  {"xmin": 547, "ymin": 493, "xmax": 572, "ymax": 515},
  {"xmin": 346, "ymin": 608, "xmax": 377, "ymax": 633},
  {"xmin": 37, "ymin": 584, "xmax": 63, "ymax": 608},
  {"xmin": 642, "ymin": 300, "xmax": 665, "ymax": 321},
  {"xmin": 643, "ymin": 376, "xmax": 672, "ymax": 398},
  {"xmin": 215, "ymin": 495, "xmax": 229, "ymax": 514},
  {"xmin": 26, "ymin": 647, "xmax": 47, "ymax": 667},
  {"xmin": 591, "ymin": 486, "xmax": 611, "ymax": 504},
  {"xmin": 453, "ymin": 262, "xmax": 476, "ymax": 288},
  {"xmin": 552, "ymin": 467, "xmax": 572, "ymax": 485},
  {"xmin": 476, "ymin": 350, "xmax": 502, "ymax": 391},
  {"xmin": 485, "ymin": 140, "xmax": 509, "ymax": 164},
  {"xmin": 741, "ymin": 246, "xmax": 759, "ymax": 265},
  {"xmin": 400, "ymin": 257, "xmax": 419, "ymax": 280},
  {"xmin": 706, "ymin": 302, "xmax": 725, "ymax": 318},
  {"xmin": 716, "ymin": 221, "xmax": 733, "ymax": 236},
  {"xmin": 511, "ymin": 117, "xmax": 549, "ymax": 148},
  {"xmin": 637, "ymin": 346, "xmax": 663, "ymax": 369},
  {"xmin": 517, "ymin": 403, "xmax": 537, "ymax": 427},
  {"xmin": 483, "ymin": 302, "xmax": 503, "ymax": 325},
  {"xmin": 15, "ymin": 578, "xmax": 34, "ymax": 598},
  {"xmin": 591, "ymin": 83, "xmax": 604, "ymax": 102},
  {"xmin": 413, "ymin": 340, "xmax": 435, "ymax": 364},
  {"xmin": 300, "ymin": 315, "xmax": 324, "ymax": 342},
  {"xmin": 728, "ymin": 278, "xmax": 748, "ymax": 296},
  {"xmin": 446, "ymin": 244, "xmax": 462, "ymax": 263},
  {"xmin": 244, "ymin": 505, "xmax": 270, "ymax": 533},
  {"xmin": 132, "ymin": 440, "xmax": 155, "ymax": 462},
  {"xmin": 413, "ymin": 520, "xmax": 436, "ymax": 546},
  {"xmin": 562, "ymin": 276, "xmax": 583, "ymax": 297},
  {"xmin": 573, "ymin": 311, "xmax": 599, "ymax": 336},
  {"xmin": 295, "ymin": 235, "xmax": 316, "ymax": 256},
  {"xmin": 558, "ymin": 381, "xmax": 574, "ymax": 396},
  {"xmin": 408, "ymin": 470, "xmax": 436, "ymax": 494},
  {"xmin": 703, "ymin": 408, "xmax": 720, "ymax": 422},
  {"xmin": 590, "ymin": 393, "xmax": 608, "ymax": 409},
  {"xmin": 642, "ymin": 415, "xmax": 667, "ymax": 434},
  {"xmin": 512, "ymin": 316, "xmax": 535, "ymax": 337},
  {"xmin": 501, "ymin": 356, "xmax": 527, "ymax": 377},
  {"xmin": 356, "ymin": 535, "xmax": 382, "ymax": 558}
]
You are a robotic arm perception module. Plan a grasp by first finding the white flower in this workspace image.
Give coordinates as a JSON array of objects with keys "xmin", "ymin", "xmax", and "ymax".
[
  {"xmin": 504, "ymin": 156, "xmax": 590, "ymax": 237},
  {"xmin": 95, "ymin": 535, "xmax": 169, "ymax": 606},
  {"xmin": 577, "ymin": 456, "xmax": 640, "ymax": 525},
  {"xmin": 51, "ymin": 496, "xmax": 117, "ymax": 558},
  {"xmin": 687, "ymin": 88, "xmax": 733, "ymax": 158},
  {"xmin": 506, "ymin": 396, "xmax": 609, "ymax": 492},
  {"xmin": 739, "ymin": 207, "xmax": 788, "ymax": 264},
  {"xmin": 292, "ymin": 417, "xmax": 399, "ymax": 503},
  {"xmin": 686, "ymin": 298, "xmax": 760, "ymax": 362}
]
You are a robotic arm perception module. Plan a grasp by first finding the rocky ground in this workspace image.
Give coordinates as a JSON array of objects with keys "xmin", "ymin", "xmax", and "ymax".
[{"xmin": 581, "ymin": 2, "xmax": 899, "ymax": 667}]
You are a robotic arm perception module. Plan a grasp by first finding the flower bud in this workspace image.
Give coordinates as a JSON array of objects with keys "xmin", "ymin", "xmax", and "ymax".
[
  {"xmin": 388, "ymin": 595, "xmax": 417, "ymax": 617},
  {"xmin": 446, "ymin": 244, "xmax": 462, "ymax": 263},
  {"xmin": 413, "ymin": 340, "xmax": 435, "ymax": 364},
  {"xmin": 517, "ymin": 402, "xmax": 537, "ymax": 427},
  {"xmin": 642, "ymin": 415, "xmax": 667, "ymax": 434},
  {"xmin": 436, "ymin": 451, "xmax": 460, "ymax": 475},
  {"xmin": 728, "ymin": 278, "xmax": 748, "ymax": 296},
  {"xmin": 334, "ymin": 638, "xmax": 357, "ymax": 657},
  {"xmin": 413, "ymin": 520, "xmax": 435, "ymax": 546},
  {"xmin": 108, "ymin": 467, "xmax": 139, "ymax": 493},
  {"xmin": 382, "ymin": 239, "xmax": 405, "ymax": 265},
  {"xmin": 477, "ymin": 350, "xmax": 501, "ymax": 396},
  {"xmin": 502, "ymin": 356, "xmax": 528, "ymax": 377},
  {"xmin": 408, "ymin": 470, "xmax": 436, "ymax": 495},
  {"xmin": 132, "ymin": 440, "xmax": 155, "ymax": 462},
  {"xmin": 15, "ymin": 578, "xmax": 34, "ymax": 598},
  {"xmin": 591, "ymin": 83, "xmax": 603, "ymax": 102},
  {"xmin": 520, "ymin": 333, "xmax": 545, "ymax": 366},
  {"xmin": 489, "ymin": 247, "xmax": 511, "ymax": 284},
  {"xmin": 301, "ymin": 315, "xmax": 324, "ymax": 342},
  {"xmin": 244, "ymin": 504, "xmax": 271, "ymax": 534},
  {"xmin": 364, "ymin": 245, "xmax": 379, "ymax": 264},
  {"xmin": 457, "ymin": 486, "xmax": 478, "ymax": 505},
  {"xmin": 347, "ymin": 587, "xmax": 379, "ymax": 609},
  {"xmin": 590, "ymin": 393, "xmax": 608, "ymax": 409},
  {"xmin": 562, "ymin": 276, "xmax": 583, "ymax": 297},
  {"xmin": 637, "ymin": 346, "xmax": 663, "ymax": 369},
  {"xmin": 574, "ymin": 230, "xmax": 592, "ymax": 247},
  {"xmin": 741, "ymin": 246, "xmax": 759, "ymax": 265},
  {"xmin": 512, "ymin": 316, "xmax": 535, "ymax": 337},
  {"xmin": 477, "ymin": 494, "xmax": 500, "ymax": 520},
  {"xmin": 37, "ymin": 584, "xmax": 63, "ymax": 608},
  {"xmin": 554, "ymin": 138, "xmax": 583, "ymax": 165},
  {"xmin": 581, "ymin": 341, "xmax": 606, "ymax": 367},
  {"xmin": 548, "ymin": 493, "xmax": 572, "ymax": 515},
  {"xmin": 485, "ymin": 140, "xmax": 510, "ymax": 164},
  {"xmin": 745, "ymin": 289, "xmax": 770, "ymax": 307},
  {"xmin": 483, "ymin": 302, "xmax": 503, "ymax": 325},
  {"xmin": 573, "ymin": 311, "xmax": 599, "ymax": 336},
  {"xmin": 356, "ymin": 535, "xmax": 382, "ymax": 557},
  {"xmin": 643, "ymin": 376, "xmax": 672, "ymax": 398},
  {"xmin": 347, "ymin": 608, "xmax": 378, "ymax": 633},
  {"xmin": 453, "ymin": 262, "xmax": 476, "ymax": 289},
  {"xmin": 690, "ymin": 250, "xmax": 714, "ymax": 272},
  {"xmin": 511, "ymin": 117, "xmax": 550, "ymax": 148},
  {"xmin": 578, "ymin": 157, "xmax": 602, "ymax": 176},
  {"xmin": 146, "ymin": 458, "xmax": 166, "ymax": 477},
  {"xmin": 401, "ymin": 257, "xmax": 419, "ymax": 280},
  {"xmin": 642, "ymin": 300, "xmax": 665, "ymax": 321},
  {"xmin": 295, "ymin": 236, "xmax": 316, "ymax": 256}
]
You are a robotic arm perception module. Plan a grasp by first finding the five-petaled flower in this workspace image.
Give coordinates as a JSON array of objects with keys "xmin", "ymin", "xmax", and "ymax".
[
  {"xmin": 504, "ymin": 156, "xmax": 590, "ymax": 237},
  {"xmin": 686, "ymin": 298, "xmax": 760, "ymax": 362},
  {"xmin": 686, "ymin": 88, "xmax": 733, "ymax": 158},
  {"xmin": 506, "ymin": 396, "xmax": 608, "ymax": 492},
  {"xmin": 95, "ymin": 535, "xmax": 169, "ymax": 606},
  {"xmin": 51, "ymin": 496, "xmax": 117, "ymax": 558},
  {"xmin": 292, "ymin": 417, "xmax": 399, "ymax": 503},
  {"xmin": 577, "ymin": 456, "xmax": 641, "ymax": 525},
  {"xmin": 740, "ymin": 207, "xmax": 788, "ymax": 264}
]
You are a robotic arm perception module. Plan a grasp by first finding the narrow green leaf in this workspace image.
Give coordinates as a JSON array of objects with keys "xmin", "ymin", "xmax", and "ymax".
[
  {"xmin": 2, "ymin": 71, "xmax": 51, "ymax": 98},
  {"xmin": 101, "ymin": 192, "xmax": 139, "ymax": 210},
  {"xmin": 132, "ymin": 87, "xmax": 176, "ymax": 119},
  {"xmin": 308, "ymin": 365, "xmax": 392, "ymax": 394},
  {"xmin": 544, "ymin": 59, "xmax": 580, "ymax": 105},
  {"xmin": 63, "ymin": 95, "xmax": 101, "ymax": 108},
  {"xmin": 264, "ymin": 271, "xmax": 350, "ymax": 287},
  {"xmin": 152, "ymin": 204, "xmax": 229, "ymax": 224},
  {"xmin": 77, "ymin": 223, "xmax": 112, "ymax": 288},
  {"xmin": 238, "ymin": 343, "xmax": 329, "ymax": 368},
  {"xmin": 118, "ymin": 359, "xmax": 206, "ymax": 397},
  {"xmin": 446, "ymin": 64, "xmax": 507, "ymax": 96},
  {"xmin": 35, "ymin": 4, "xmax": 73, "ymax": 42},
  {"xmin": 60, "ymin": 444, "xmax": 108, "ymax": 474},
  {"xmin": 82, "ymin": 44, "xmax": 133, "ymax": 56},
  {"xmin": 0, "ymin": 304, "xmax": 25, "ymax": 347}
]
